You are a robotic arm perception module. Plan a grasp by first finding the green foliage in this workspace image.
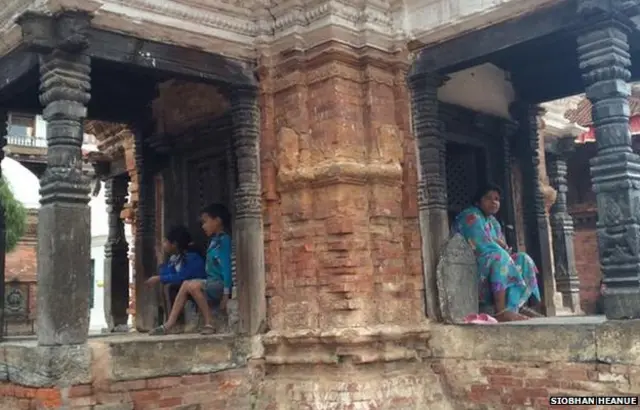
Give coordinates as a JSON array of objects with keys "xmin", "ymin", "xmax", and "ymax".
[{"xmin": 0, "ymin": 177, "xmax": 27, "ymax": 253}]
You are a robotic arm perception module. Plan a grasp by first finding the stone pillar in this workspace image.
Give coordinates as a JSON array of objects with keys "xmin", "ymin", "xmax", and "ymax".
[
  {"xmin": 104, "ymin": 175, "xmax": 130, "ymax": 331},
  {"xmin": 577, "ymin": 4, "xmax": 640, "ymax": 319},
  {"xmin": 546, "ymin": 137, "xmax": 582, "ymax": 313},
  {"xmin": 407, "ymin": 72, "xmax": 448, "ymax": 320},
  {"xmin": 0, "ymin": 109, "xmax": 8, "ymax": 341},
  {"xmin": 510, "ymin": 103, "xmax": 556, "ymax": 316},
  {"xmin": 37, "ymin": 49, "xmax": 92, "ymax": 345},
  {"xmin": 229, "ymin": 86, "xmax": 266, "ymax": 334}
]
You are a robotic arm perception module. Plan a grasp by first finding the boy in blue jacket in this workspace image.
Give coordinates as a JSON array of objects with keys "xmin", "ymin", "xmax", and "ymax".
[
  {"xmin": 145, "ymin": 225, "xmax": 206, "ymax": 289},
  {"xmin": 150, "ymin": 204, "xmax": 232, "ymax": 336}
]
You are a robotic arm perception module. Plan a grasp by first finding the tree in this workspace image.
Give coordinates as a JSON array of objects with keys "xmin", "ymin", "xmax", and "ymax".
[{"xmin": 0, "ymin": 177, "xmax": 27, "ymax": 253}]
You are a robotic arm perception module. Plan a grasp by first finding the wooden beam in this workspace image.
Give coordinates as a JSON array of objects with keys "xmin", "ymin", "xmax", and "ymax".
[
  {"xmin": 85, "ymin": 28, "xmax": 255, "ymax": 87},
  {"xmin": 411, "ymin": 0, "xmax": 580, "ymax": 75}
]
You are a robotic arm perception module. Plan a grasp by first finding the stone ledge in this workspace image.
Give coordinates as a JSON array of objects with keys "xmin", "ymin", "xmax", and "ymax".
[
  {"xmin": 91, "ymin": 333, "xmax": 249, "ymax": 383},
  {"xmin": 430, "ymin": 319, "xmax": 640, "ymax": 365},
  {"xmin": 0, "ymin": 343, "xmax": 91, "ymax": 387},
  {"xmin": 0, "ymin": 333, "xmax": 251, "ymax": 388}
]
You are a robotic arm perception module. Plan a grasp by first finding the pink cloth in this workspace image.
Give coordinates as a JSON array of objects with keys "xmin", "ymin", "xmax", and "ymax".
[{"xmin": 463, "ymin": 313, "xmax": 499, "ymax": 325}]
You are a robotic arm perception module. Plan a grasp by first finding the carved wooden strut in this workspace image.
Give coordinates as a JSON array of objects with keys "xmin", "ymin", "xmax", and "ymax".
[
  {"xmin": 510, "ymin": 102, "xmax": 556, "ymax": 316},
  {"xmin": 546, "ymin": 137, "xmax": 582, "ymax": 313},
  {"xmin": 104, "ymin": 175, "xmax": 130, "ymax": 331},
  {"xmin": 407, "ymin": 72, "xmax": 449, "ymax": 320}
]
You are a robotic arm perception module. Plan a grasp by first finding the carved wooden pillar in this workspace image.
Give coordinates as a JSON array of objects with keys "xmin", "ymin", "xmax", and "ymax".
[
  {"xmin": 37, "ymin": 42, "xmax": 92, "ymax": 344},
  {"xmin": 546, "ymin": 137, "xmax": 581, "ymax": 313},
  {"xmin": 408, "ymin": 72, "xmax": 448, "ymax": 320},
  {"xmin": 229, "ymin": 86, "xmax": 266, "ymax": 334},
  {"xmin": 502, "ymin": 121, "xmax": 519, "ymax": 250},
  {"xmin": 132, "ymin": 124, "xmax": 159, "ymax": 332},
  {"xmin": 510, "ymin": 103, "xmax": 556, "ymax": 316},
  {"xmin": 577, "ymin": 1, "xmax": 640, "ymax": 319},
  {"xmin": 104, "ymin": 175, "xmax": 130, "ymax": 330},
  {"xmin": 0, "ymin": 109, "xmax": 7, "ymax": 341}
]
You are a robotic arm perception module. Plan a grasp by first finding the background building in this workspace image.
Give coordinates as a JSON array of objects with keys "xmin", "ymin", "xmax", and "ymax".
[{"xmin": 2, "ymin": 113, "xmax": 133, "ymax": 335}]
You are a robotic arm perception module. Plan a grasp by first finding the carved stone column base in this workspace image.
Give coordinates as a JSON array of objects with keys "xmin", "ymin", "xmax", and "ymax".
[
  {"xmin": 419, "ymin": 208, "xmax": 449, "ymax": 320},
  {"xmin": 603, "ymin": 290, "xmax": 640, "ymax": 320},
  {"xmin": 561, "ymin": 293, "xmax": 582, "ymax": 314},
  {"xmin": 234, "ymin": 216, "xmax": 266, "ymax": 335}
]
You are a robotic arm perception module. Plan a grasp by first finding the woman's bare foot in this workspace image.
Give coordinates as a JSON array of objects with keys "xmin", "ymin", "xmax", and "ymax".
[
  {"xmin": 520, "ymin": 306, "xmax": 544, "ymax": 318},
  {"xmin": 495, "ymin": 310, "xmax": 529, "ymax": 322}
]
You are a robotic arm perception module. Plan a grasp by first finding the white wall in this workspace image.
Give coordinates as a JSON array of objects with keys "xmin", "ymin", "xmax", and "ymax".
[
  {"xmin": 34, "ymin": 115, "xmax": 47, "ymax": 138},
  {"xmin": 438, "ymin": 63, "xmax": 515, "ymax": 119}
]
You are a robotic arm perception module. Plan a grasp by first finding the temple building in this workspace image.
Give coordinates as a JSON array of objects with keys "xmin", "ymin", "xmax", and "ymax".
[{"xmin": 1, "ymin": 1, "xmax": 640, "ymax": 409}]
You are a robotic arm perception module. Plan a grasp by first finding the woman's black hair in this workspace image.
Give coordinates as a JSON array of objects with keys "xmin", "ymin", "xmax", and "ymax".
[
  {"xmin": 201, "ymin": 203, "xmax": 232, "ymax": 233},
  {"xmin": 165, "ymin": 225, "xmax": 193, "ymax": 254},
  {"xmin": 472, "ymin": 183, "xmax": 503, "ymax": 205}
]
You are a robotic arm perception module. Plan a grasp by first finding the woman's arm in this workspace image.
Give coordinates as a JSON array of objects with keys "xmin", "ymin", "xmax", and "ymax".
[{"xmin": 490, "ymin": 217, "xmax": 511, "ymax": 252}]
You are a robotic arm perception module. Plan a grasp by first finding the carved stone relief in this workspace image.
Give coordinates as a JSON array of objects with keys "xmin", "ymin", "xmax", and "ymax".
[{"xmin": 436, "ymin": 234, "xmax": 478, "ymax": 323}]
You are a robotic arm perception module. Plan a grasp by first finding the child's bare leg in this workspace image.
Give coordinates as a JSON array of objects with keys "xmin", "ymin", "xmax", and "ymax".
[
  {"xmin": 164, "ymin": 283, "xmax": 191, "ymax": 329},
  {"xmin": 185, "ymin": 281, "xmax": 214, "ymax": 327},
  {"xmin": 163, "ymin": 284, "xmax": 172, "ymax": 321}
]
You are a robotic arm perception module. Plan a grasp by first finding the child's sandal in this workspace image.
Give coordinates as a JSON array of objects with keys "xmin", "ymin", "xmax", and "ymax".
[
  {"xmin": 200, "ymin": 324, "xmax": 215, "ymax": 335},
  {"xmin": 149, "ymin": 325, "xmax": 168, "ymax": 335}
]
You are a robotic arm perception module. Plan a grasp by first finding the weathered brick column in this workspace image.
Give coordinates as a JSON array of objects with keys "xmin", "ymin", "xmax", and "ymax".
[
  {"xmin": 546, "ymin": 136, "xmax": 582, "ymax": 313},
  {"xmin": 577, "ymin": 1, "xmax": 640, "ymax": 319},
  {"xmin": 35, "ymin": 21, "xmax": 93, "ymax": 344},
  {"xmin": 261, "ymin": 47, "xmax": 425, "ymax": 332},
  {"xmin": 407, "ymin": 72, "xmax": 448, "ymax": 320},
  {"xmin": 103, "ymin": 174, "xmax": 130, "ymax": 330}
]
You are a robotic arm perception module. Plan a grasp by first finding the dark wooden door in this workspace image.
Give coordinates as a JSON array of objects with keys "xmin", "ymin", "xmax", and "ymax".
[
  {"xmin": 445, "ymin": 141, "xmax": 488, "ymax": 222},
  {"xmin": 185, "ymin": 151, "xmax": 230, "ymax": 249}
]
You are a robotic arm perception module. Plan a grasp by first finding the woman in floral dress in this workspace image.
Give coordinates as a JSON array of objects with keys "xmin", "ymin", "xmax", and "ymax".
[{"xmin": 452, "ymin": 183, "xmax": 542, "ymax": 322}]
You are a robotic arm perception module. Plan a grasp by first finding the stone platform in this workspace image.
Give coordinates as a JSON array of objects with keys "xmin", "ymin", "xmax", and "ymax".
[{"xmin": 0, "ymin": 319, "xmax": 639, "ymax": 409}]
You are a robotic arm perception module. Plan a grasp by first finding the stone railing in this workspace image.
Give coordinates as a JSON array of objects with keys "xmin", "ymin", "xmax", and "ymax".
[{"xmin": 5, "ymin": 135, "xmax": 47, "ymax": 148}]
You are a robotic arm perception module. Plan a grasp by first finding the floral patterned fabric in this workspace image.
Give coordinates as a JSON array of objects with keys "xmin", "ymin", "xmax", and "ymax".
[{"xmin": 452, "ymin": 206, "xmax": 541, "ymax": 312}]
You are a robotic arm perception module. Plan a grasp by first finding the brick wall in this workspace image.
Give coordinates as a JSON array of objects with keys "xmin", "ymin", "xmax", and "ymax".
[
  {"xmin": 0, "ymin": 370, "xmax": 251, "ymax": 410},
  {"xmin": 567, "ymin": 144, "xmax": 601, "ymax": 314},
  {"xmin": 435, "ymin": 359, "xmax": 635, "ymax": 409},
  {"xmin": 4, "ymin": 353, "xmax": 639, "ymax": 409},
  {"xmin": 574, "ymin": 223, "xmax": 601, "ymax": 313}
]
